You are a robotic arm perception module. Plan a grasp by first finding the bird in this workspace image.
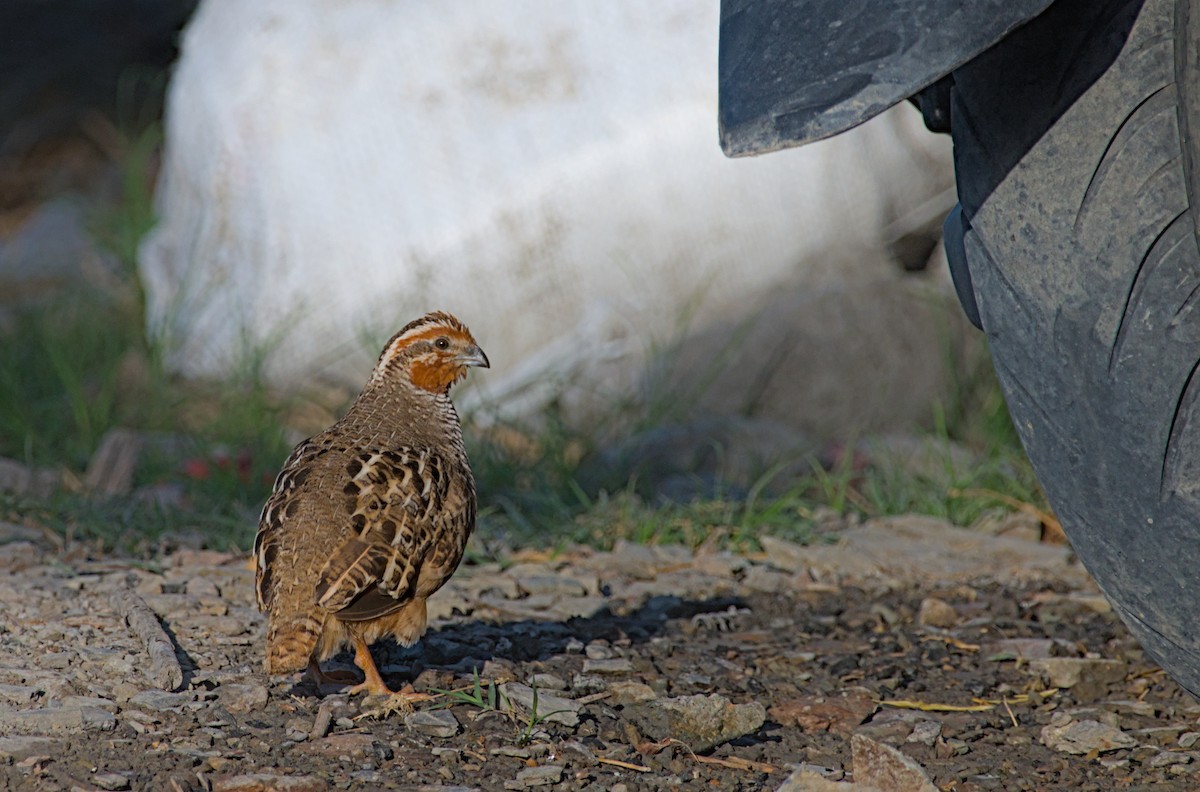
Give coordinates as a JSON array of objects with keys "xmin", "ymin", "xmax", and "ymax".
[{"xmin": 253, "ymin": 311, "xmax": 488, "ymax": 700}]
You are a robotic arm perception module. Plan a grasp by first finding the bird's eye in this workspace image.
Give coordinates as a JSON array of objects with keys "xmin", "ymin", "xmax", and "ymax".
[{"xmin": 435, "ymin": 337, "xmax": 450, "ymax": 350}]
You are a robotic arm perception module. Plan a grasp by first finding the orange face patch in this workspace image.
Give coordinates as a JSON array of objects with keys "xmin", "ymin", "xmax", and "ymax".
[{"xmin": 408, "ymin": 354, "xmax": 467, "ymax": 393}]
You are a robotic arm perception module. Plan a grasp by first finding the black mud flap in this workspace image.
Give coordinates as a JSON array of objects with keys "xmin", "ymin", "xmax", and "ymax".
[{"xmin": 718, "ymin": 0, "xmax": 1054, "ymax": 157}]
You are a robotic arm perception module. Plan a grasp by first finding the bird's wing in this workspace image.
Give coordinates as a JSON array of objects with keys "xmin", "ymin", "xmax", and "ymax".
[
  {"xmin": 253, "ymin": 438, "xmax": 328, "ymax": 611},
  {"xmin": 314, "ymin": 446, "xmax": 460, "ymax": 619}
]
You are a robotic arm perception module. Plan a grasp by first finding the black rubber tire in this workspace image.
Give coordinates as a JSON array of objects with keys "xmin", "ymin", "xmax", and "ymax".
[{"xmin": 950, "ymin": 0, "xmax": 1200, "ymax": 693}]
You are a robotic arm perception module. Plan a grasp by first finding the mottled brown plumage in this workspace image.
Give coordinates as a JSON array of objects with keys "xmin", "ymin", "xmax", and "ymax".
[{"xmin": 253, "ymin": 311, "xmax": 488, "ymax": 696}]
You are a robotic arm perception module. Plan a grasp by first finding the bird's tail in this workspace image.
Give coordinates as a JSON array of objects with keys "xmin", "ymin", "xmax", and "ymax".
[{"xmin": 264, "ymin": 610, "xmax": 325, "ymax": 675}]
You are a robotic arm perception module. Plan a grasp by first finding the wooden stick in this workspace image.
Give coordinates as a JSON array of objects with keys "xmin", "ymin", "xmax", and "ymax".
[
  {"xmin": 109, "ymin": 587, "xmax": 184, "ymax": 691},
  {"xmin": 596, "ymin": 757, "xmax": 652, "ymax": 772}
]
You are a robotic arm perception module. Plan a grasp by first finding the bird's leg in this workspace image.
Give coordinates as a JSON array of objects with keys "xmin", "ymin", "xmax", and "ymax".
[
  {"xmin": 305, "ymin": 656, "xmax": 362, "ymax": 686},
  {"xmin": 346, "ymin": 635, "xmax": 432, "ymax": 707}
]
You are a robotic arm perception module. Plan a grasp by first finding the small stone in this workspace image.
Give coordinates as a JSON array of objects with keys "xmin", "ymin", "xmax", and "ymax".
[
  {"xmin": 0, "ymin": 706, "xmax": 116, "ymax": 735},
  {"xmin": 405, "ymin": 709, "xmax": 460, "ymax": 738},
  {"xmin": 584, "ymin": 642, "xmax": 613, "ymax": 660},
  {"xmin": 528, "ymin": 673, "xmax": 567, "ymax": 691},
  {"xmin": 219, "ymin": 683, "xmax": 270, "ymax": 713},
  {"xmin": 185, "ymin": 577, "xmax": 220, "ymax": 598},
  {"xmin": 503, "ymin": 765, "xmax": 564, "ymax": 789},
  {"xmin": 624, "ymin": 693, "xmax": 765, "ymax": 752},
  {"xmin": 916, "ymin": 597, "xmax": 958, "ymax": 628},
  {"xmin": 0, "ymin": 735, "xmax": 56, "ymax": 761},
  {"xmin": 741, "ymin": 565, "xmax": 789, "ymax": 594},
  {"xmin": 851, "ymin": 733, "xmax": 937, "ymax": 792},
  {"xmin": 516, "ymin": 575, "xmax": 586, "ymax": 597},
  {"xmin": 59, "ymin": 696, "xmax": 119, "ymax": 713},
  {"xmin": 906, "ymin": 720, "xmax": 942, "ymax": 747},
  {"xmin": 1181, "ymin": 732, "xmax": 1200, "ymax": 749},
  {"xmin": 582, "ymin": 658, "xmax": 632, "ymax": 675},
  {"xmin": 692, "ymin": 551, "xmax": 748, "ymax": 578},
  {"xmin": 758, "ymin": 536, "xmax": 810, "ymax": 573},
  {"xmin": 491, "ymin": 745, "xmax": 531, "ymax": 758},
  {"xmin": 1151, "ymin": 751, "xmax": 1193, "ymax": 768},
  {"xmin": 610, "ymin": 541, "xmax": 660, "ymax": 579},
  {"xmin": 128, "ymin": 690, "xmax": 197, "ymax": 712},
  {"xmin": 501, "ymin": 683, "xmax": 581, "ymax": 727},
  {"xmin": 310, "ymin": 703, "xmax": 334, "ymax": 740},
  {"xmin": 1040, "ymin": 719, "xmax": 1136, "ymax": 755},
  {"xmin": 564, "ymin": 638, "xmax": 585, "ymax": 654},
  {"xmin": 608, "ymin": 681, "xmax": 657, "ymax": 705},
  {"xmin": 307, "ymin": 733, "xmax": 377, "ymax": 760},
  {"xmin": 983, "ymin": 638, "xmax": 1062, "ymax": 660},
  {"xmin": 559, "ymin": 740, "xmax": 597, "ymax": 766},
  {"xmin": 0, "ymin": 685, "xmax": 40, "ymax": 704},
  {"xmin": 91, "ymin": 771, "xmax": 131, "ymax": 790},
  {"xmin": 769, "ymin": 691, "xmax": 877, "ymax": 736},
  {"xmin": 776, "ymin": 770, "xmax": 874, "ymax": 791},
  {"xmin": 1029, "ymin": 658, "xmax": 1126, "ymax": 690},
  {"xmin": 1100, "ymin": 699, "xmax": 1156, "ymax": 718},
  {"xmin": 211, "ymin": 773, "xmax": 328, "ymax": 792}
]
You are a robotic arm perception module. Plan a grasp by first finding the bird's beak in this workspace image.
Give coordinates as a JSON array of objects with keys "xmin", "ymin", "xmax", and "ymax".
[{"xmin": 458, "ymin": 346, "xmax": 490, "ymax": 368}]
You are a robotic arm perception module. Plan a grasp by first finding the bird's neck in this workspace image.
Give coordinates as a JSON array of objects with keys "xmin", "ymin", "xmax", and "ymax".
[{"xmin": 342, "ymin": 379, "xmax": 462, "ymax": 449}]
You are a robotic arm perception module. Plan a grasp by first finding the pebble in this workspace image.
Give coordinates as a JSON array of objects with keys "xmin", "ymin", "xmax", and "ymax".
[
  {"xmin": 741, "ymin": 566, "xmax": 789, "ymax": 594},
  {"xmin": 0, "ymin": 735, "xmax": 57, "ymax": 761},
  {"xmin": 570, "ymin": 674, "xmax": 607, "ymax": 695},
  {"xmin": 0, "ymin": 706, "xmax": 116, "ymax": 734},
  {"xmin": 503, "ymin": 764, "xmax": 564, "ymax": 789},
  {"xmin": 584, "ymin": 641, "xmax": 613, "ymax": 660},
  {"xmin": 185, "ymin": 576, "xmax": 220, "ymax": 598},
  {"xmin": 219, "ymin": 683, "xmax": 270, "ymax": 713},
  {"xmin": 851, "ymin": 733, "xmax": 937, "ymax": 792},
  {"xmin": 90, "ymin": 771, "xmax": 132, "ymax": 790},
  {"xmin": 624, "ymin": 693, "xmax": 765, "ymax": 752},
  {"xmin": 501, "ymin": 683, "xmax": 581, "ymax": 727},
  {"xmin": 528, "ymin": 673, "xmax": 567, "ymax": 690},
  {"xmin": 307, "ymin": 733, "xmax": 378, "ymax": 759},
  {"xmin": 608, "ymin": 681, "xmax": 658, "ymax": 705},
  {"xmin": 59, "ymin": 695, "xmax": 118, "ymax": 712},
  {"xmin": 1181, "ymin": 732, "xmax": 1200, "ymax": 749},
  {"xmin": 777, "ymin": 770, "xmax": 868, "ymax": 791},
  {"xmin": 0, "ymin": 685, "xmax": 40, "ymax": 704},
  {"xmin": 310, "ymin": 702, "xmax": 334, "ymax": 740},
  {"xmin": 516, "ymin": 575, "xmax": 586, "ymax": 597},
  {"xmin": 406, "ymin": 709, "xmax": 461, "ymax": 738},
  {"xmin": 1150, "ymin": 751, "xmax": 1194, "ymax": 768},
  {"xmin": 906, "ymin": 720, "xmax": 942, "ymax": 747},
  {"xmin": 759, "ymin": 535, "xmax": 809, "ymax": 573},
  {"xmin": 608, "ymin": 541, "xmax": 661, "ymax": 580},
  {"xmin": 1029, "ymin": 658, "xmax": 1127, "ymax": 690},
  {"xmin": 916, "ymin": 597, "xmax": 958, "ymax": 628},
  {"xmin": 582, "ymin": 658, "xmax": 633, "ymax": 675},
  {"xmin": 212, "ymin": 773, "xmax": 328, "ymax": 792},
  {"xmin": 1040, "ymin": 718, "xmax": 1137, "ymax": 755},
  {"xmin": 127, "ymin": 690, "xmax": 198, "ymax": 712},
  {"xmin": 559, "ymin": 740, "xmax": 597, "ymax": 766}
]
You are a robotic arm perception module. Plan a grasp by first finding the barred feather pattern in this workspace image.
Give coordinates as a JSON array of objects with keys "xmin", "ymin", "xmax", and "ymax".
[{"xmin": 252, "ymin": 311, "xmax": 483, "ymax": 676}]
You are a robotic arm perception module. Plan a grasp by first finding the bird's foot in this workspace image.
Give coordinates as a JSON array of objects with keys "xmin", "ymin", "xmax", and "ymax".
[{"xmin": 355, "ymin": 683, "xmax": 434, "ymax": 718}]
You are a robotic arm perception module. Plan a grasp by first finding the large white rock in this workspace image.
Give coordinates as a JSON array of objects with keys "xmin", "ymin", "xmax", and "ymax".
[{"xmin": 141, "ymin": 0, "xmax": 961, "ymax": 436}]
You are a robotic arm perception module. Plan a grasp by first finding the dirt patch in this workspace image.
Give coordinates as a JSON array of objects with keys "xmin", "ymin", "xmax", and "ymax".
[{"xmin": 0, "ymin": 517, "xmax": 1195, "ymax": 791}]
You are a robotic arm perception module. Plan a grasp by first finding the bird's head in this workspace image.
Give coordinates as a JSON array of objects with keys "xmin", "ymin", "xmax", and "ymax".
[{"xmin": 374, "ymin": 311, "xmax": 489, "ymax": 394}]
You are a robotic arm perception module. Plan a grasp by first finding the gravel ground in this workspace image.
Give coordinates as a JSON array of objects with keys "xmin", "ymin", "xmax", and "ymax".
[{"xmin": 0, "ymin": 515, "xmax": 1195, "ymax": 792}]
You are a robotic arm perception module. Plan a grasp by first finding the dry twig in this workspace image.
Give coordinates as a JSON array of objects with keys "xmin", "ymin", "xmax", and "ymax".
[{"xmin": 108, "ymin": 586, "xmax": 183, "ymax": 691}]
